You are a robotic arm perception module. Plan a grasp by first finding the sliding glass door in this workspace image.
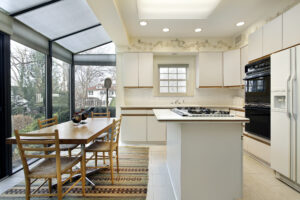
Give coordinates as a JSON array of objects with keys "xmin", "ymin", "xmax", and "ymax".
[{"xmin": 10, "ymin": 40, "xmax": 46, "ymax": 172}]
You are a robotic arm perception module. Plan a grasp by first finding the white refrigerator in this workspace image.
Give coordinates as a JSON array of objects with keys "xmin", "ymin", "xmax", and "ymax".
[{"xmin": 271, "ymin": 45, "xmax": 300, "ymax": 186}]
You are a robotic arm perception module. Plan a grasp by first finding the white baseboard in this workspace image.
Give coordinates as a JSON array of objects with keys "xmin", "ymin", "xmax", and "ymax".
[{"xmin": 275, "ymin": 171, "xmax": 300, "ymax": 193}]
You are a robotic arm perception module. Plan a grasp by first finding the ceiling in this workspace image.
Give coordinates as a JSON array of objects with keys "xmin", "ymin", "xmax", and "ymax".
[
  {"xmin": 0, "ymin": 0, "xmax": 112, "ymax": 53},
  {"xmin": 117, "ymin": 0, "xmax": 300, "ymax": 38}
]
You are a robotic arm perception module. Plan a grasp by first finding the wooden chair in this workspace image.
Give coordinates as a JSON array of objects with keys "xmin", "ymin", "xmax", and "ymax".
[
  {"xmin": 38, "ymin": 116, "xmax": 78, "ymax": 157},
  {"xmin": 85, "ymin": 116, "xmax": 122, "ymax": 184},
  {"xmin": 91, "ymin": 111, "xmax": 110, "ymax": 118},
  {"xmin": 91, "ymin": 111, "xmax": 111, "ymax": 164},
  {"xmin": 14, "ymin": 129, "xmax": 85, "ymax": 200}
]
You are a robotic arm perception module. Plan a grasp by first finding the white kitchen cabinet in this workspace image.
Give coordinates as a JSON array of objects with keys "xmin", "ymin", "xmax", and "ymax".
[
  {"xmin": 122, "ymin": 53, "xmax": 153, "ymax": 88},
  {"xmin": 122, "ymin": 53, "xmax": 139, "ymax": 87},
  {"xmin": 248, "ymin": 27, "xmax": 263, "ymax": 62},
  {"xmin": 263, "ymin": 15, "xmax": 283, "ymax": 56},
  {"xmin": 197, "ymin": 52, "xmax": 223, "ymax": 87},
  {"xmin": 138, "ymin": 53, "xmax": 153, "ymax": 87},
  {"xmin": 283, "ymin": 3, "xmax": 300, "ymax": 48},
  {"xmin": 147, "ymin": 116, "xmax": 166, "ymax": 141},
  {"xmin": 121, "ymin": 116, "xmax": 147, "ymax": 141},
  {"xmin": 240, "ymin": 46, "xmax": 248, "ymax": 84},
  {"xmin": 223, "ymin": 49, "xmax": 241, "ymax": 86}
]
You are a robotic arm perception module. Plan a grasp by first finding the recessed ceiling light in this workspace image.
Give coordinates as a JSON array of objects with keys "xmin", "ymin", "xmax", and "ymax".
[
  {"xmin": 236, "ymin": 21, "xmax": 245, "ymax": 27},
  {"xmin": 195, "ymin": 28, "xmax": 202, "ymax": 32},
  {"xmin": 163, "ymin": 28, "xmax": 170, "ymax": 32},
  {"xmin": 140, "ymin": 21, "xmax": 147, "ymax": 26}
]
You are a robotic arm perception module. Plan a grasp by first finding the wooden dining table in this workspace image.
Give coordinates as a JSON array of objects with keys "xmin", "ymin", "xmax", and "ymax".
[{"xmin": 6, "ymin": 117, "xmax": 115, "ymax": 188}]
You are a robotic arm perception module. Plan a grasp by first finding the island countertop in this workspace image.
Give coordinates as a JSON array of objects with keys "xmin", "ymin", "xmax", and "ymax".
[{"xmin": 153, "ymin": 109, "xmax": 249, "ymax": 122}]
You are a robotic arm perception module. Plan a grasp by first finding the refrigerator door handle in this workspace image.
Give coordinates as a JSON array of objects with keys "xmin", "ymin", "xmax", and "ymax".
[
  {"xmin": 294, "ymin": 48, "xmax": 298, "ymax": 120},
  {"xmin": 287, "ymin": 60, "xmax": 292, "ymax": 118}
]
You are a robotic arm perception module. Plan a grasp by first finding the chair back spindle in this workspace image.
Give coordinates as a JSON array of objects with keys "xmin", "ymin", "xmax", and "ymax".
[
  {"xmin": 38, "ymin": 116, "xmax": 58, "ymax": 129},
  {"xmin": 91, "ymin": 111, "xmax": 110, "ymax": 118}
]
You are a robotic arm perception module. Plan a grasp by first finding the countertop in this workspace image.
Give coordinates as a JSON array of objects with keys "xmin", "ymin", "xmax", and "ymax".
[
  {"xmin": 153, "ymin": 109, "xmax": 249, "ymax": 122},
  {"xmin": 121, "ymin": 105, "xmax": 245, "ymax": 112}
]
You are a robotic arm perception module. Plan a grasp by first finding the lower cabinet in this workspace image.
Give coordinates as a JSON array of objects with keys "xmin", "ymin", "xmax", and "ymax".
[
  {"xmin": 147, "ymin": 116, "xmax": 166, "ymax": 141},
  {"xmin": 121, "ymin": 115, "xmax": 166, "ymax": 142},
  {"xmin": 121, "ymin": 116, "xmax": 147, "ymax": 141}
]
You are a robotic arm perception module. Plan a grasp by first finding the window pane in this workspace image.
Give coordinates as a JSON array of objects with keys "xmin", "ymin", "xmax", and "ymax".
[
  {"xmin": 52, "ymin": 58, "xmax": 70, "ymax": 123},
  {"xmin": 169, "ymin": 68, "xmax": 177, "ymax": 73},
  {"xmin": 169, "ymin": 87, "xmax": 178, "ymax": 93},
  {"xmin": 75, "ymin": 65, "xmax": 116, "ymax": 117},
  {"xmin": 169, "ymin": 74, "xmax": 177, "ymax": 79},
  {"xmin": 160, "ymin": 67, "xmax": 168, "ymax": 73},
  {"xmin": 169, "ymin": 81, "xmax": 177, "ymax": 86},
  {"xmin": 178, "ymin": 87, "xmax": 186, "ymax": 93},
  {"xmin": 178, "ymin": 81, "xmax": 186, "ymax": 86},
  {"xmin": 158, "ymin": 65, "xmax": 187, "ymax": 94},
  {"xmin": 160, "ymin": 87, "xmax": 168, "ymax": 93},
  {"xmin": 160, "ymin": 81, "xmax": 168, "ymax": 86},
  {"xmin": 178, "ymin": 67, "xmax": 186, "ymax": 73},
  {"xmin": 10, "ymin": 40, "xmax": 46, "ymax": 172},
  {"xmin": 178, "ymin": 74, "xmax": 186, "ymax": 79},
  {"xmin": 160, "ymin": 73, "xmax": 169, "ymax": 79}
]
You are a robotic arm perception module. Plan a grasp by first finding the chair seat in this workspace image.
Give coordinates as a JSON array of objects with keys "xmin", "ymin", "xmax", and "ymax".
[
  {"xmin": 28, "ymin": 157, "xmax": 81, "ymax": 178},
  {"xmin": 85, "ymin": 141, "xmax": 117, "ymax": 152},
  {"xmin": 50, "ymin": 144, "xmax": 78, "ymax": 151}
]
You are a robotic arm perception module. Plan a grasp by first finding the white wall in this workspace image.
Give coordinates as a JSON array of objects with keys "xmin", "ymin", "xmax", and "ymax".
[
  {"xmin": 116, "ymin": 40, "xmax": 244, "ymax": 117},
  {"xmin": 123, "ymin": 88, "xmax": 241, "ymax": 106}
]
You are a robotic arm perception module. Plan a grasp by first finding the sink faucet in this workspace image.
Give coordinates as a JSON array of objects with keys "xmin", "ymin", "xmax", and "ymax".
[{"xmin": 172, "ymin": 99, "xmax": 184, "ymax": 105}]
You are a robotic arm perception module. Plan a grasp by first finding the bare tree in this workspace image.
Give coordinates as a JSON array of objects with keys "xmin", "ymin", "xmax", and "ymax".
[{"xmin": 75, "ymin": 65, "xmax": 116, "ymax": 109}]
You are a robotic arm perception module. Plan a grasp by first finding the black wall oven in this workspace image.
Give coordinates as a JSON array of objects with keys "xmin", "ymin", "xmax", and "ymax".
[
  {"xmin": 245, "ymin": 105, "xmax": 270, "ymax": 139},
  {"xmin": 244, "ymin": 58, "xmax": 270, "ymax": 140}
]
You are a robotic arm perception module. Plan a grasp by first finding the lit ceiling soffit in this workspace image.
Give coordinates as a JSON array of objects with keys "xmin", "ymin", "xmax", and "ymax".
[{"xmin": 137, "ymin": 0, "xmax": 221, "ymax": 19}]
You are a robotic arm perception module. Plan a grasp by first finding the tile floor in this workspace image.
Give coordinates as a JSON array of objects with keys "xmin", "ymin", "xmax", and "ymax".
[{"xmin": 1, "ymin": 144, "xmax": 300, "ymax": 200}]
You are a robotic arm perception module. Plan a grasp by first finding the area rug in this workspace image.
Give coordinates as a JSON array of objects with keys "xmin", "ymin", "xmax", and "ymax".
[{"xmin": 0, "ymin": 146, "xmax": 149, "ymax": 200}]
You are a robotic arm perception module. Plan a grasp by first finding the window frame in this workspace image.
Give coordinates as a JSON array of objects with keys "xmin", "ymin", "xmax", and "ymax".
[{"xmin": 158, "ymin": 64, "xmax": 188, "ymax": 95}]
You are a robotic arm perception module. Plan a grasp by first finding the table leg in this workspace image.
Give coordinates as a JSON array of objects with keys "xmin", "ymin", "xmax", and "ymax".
[{"xmin": 81, "ymin": 144, "xmax": 96, "ymax": 189}]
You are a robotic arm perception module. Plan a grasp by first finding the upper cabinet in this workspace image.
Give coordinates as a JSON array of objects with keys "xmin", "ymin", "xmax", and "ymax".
[
  {"xmin": 240, "ymin": 46, "xmax": 248, "ymax": 84},
  {"xmin": 122, "ymin": 53, "xmax": 153, "ymax": 88},
  {"xmin": 247, "ymin": 3, "xmax": 300, "ymax": 61},
  {"xmin": 122, "ymin": 53, "xmax": 139, "ymax": 87},
  {"xmin": 138, "ymin": 53, "xmax": 153, "ymax": 87},
  {"xmin": 283, "ymin": 3, "xmax": 300, "ymax": 48},
  {"xmin": 263, "ymin": 15, "xmax": 283, "ymax": 56},
  {"xmin": 223, "ymin": 49, "xmax": 241, "ymax": 86},
  {"xmin": 197, "ymin": 52, "xmax": 223, "ymax": 88},
  {"xmin": 248, "ymin": 27, "xmax": 263, "ymax": 62}
]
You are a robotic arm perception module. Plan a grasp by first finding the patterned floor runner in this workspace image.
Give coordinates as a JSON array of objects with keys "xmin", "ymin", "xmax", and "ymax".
[{"xmin": 0, "ymin": 146, "xmax": 149, "ymax": 200}]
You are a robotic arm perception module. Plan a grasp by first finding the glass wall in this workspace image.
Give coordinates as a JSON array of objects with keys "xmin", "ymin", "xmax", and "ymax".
[
  {"xmin": 75, "ymin": 65, "xmax": 116, "ymax": 117},
  {"xmin": 52, "ymin": 57, "xmax": 70, "ymax": 123},
  {"xmin": 10, "ymin": 40, "xmax": 46, "ymax": 171}
]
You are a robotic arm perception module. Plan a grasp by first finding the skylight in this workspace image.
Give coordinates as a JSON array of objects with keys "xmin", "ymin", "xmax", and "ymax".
[{"xmin": 137, "ymin": 0, "xmax": 221, "ymax": 19}]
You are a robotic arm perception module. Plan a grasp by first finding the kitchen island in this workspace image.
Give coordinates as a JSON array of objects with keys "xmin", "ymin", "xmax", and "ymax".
[{"xmin": 153, "ymin": 109, "xmax": 249, "ymax": 200}]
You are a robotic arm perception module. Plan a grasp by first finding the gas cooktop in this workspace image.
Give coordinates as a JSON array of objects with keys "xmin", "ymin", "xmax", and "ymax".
[{"xmin": 172, "ymin": 107, "xmax": 233, "ymax": 117}]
